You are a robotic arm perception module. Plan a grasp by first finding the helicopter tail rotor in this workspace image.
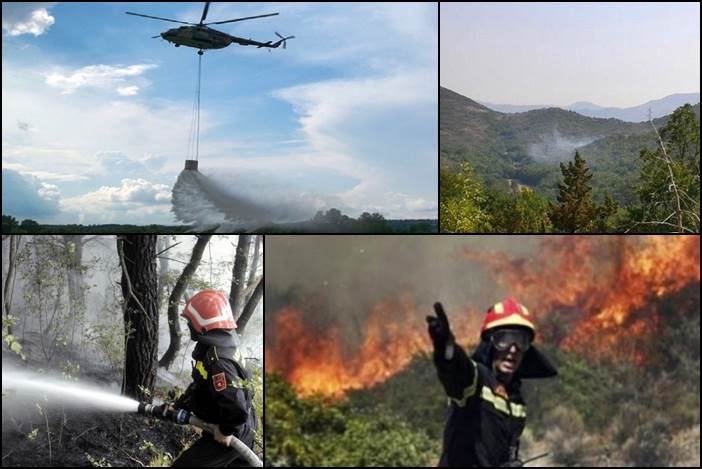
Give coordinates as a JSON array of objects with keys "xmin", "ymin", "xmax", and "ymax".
[{"xmin": 274, "ymin": 32, "xmax": 294, "ymax": 49}]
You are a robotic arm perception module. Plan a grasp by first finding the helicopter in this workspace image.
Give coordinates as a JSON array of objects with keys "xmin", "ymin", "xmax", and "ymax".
[{"xmin": 126, "ymin": 1, "xmax": 294, "ymax": 55}]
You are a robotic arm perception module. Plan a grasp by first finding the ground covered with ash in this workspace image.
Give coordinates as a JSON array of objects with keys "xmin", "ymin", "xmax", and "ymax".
[{"xmin": 2, "ymin": 402, "xmax": 198, "ymax": 466}]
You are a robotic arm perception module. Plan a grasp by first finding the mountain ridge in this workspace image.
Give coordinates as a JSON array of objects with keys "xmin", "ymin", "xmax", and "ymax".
[
  {"xmin": 477, "ymin": 92, "xmax": 700, "ymax": 122},
  {"xmin": 440, "ymin": 86, "xmax": 700, "ymax": 204}
]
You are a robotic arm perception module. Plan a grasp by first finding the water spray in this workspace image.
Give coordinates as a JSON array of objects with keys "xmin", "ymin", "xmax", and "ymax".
[{"xmin": 2, "ymin": 369, "xmax": 262, "ymax": 467}]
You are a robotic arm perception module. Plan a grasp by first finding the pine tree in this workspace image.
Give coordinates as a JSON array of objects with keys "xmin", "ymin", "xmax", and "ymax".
[
  {"xmin": 595, "ymin": 191, "xmax": 619, "ymax": 232},
  {"xmin": 549, "ymin": 151, "xmax": 597, "ymax": 232}
]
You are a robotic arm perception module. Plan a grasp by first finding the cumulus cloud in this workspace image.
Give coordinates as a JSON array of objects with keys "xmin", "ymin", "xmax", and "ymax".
[
  {"xmin": 2, "ymin": 168, "xmax": 61, "ymax": 219},
  {"xmin": 2, "ymin": 3, "xmax": 56, "ymax": 37},
  {"xmin": 61, "ymin": 178, "xmax": 173, "ymax": 224},
  {"xmin": 84, "ymin": 178, "xmax": 171, "ymax": 204},
  {"xmin": 45, "ymin": 64, "xmax": 157, "ymax": 95}
]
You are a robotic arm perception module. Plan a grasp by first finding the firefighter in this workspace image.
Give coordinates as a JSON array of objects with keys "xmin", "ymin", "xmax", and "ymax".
[
  {"xmin": 426, "ymin": 298, "xmax": 557, "ymax": 467},
  {"xmin": 172, "ymin": 290, "xmax": 258, "ymax": 467}
]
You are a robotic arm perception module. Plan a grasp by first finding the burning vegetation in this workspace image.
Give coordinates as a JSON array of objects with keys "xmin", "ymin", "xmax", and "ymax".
[{"xmin": 266, "ymin": 236, "xmax": 700, "ymax": 397}]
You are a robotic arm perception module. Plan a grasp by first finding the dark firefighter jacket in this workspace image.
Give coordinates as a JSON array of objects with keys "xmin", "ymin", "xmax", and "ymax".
[
  {"xmin": 178, "ymin": 337, "xmax": 257, "ymax": 445},
  {"xmin": 434, "ymin": 341, "xmax": 556, "ymax": 467}
]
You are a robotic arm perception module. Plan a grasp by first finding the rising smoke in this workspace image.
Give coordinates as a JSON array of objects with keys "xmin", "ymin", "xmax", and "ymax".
[
  {"xmin": 527, "ymin": 128, "xmax": 599, "ymax": 163},
  {"xmin": 265, "ymin": 236, "xmax": 538, "ymax": 347}
]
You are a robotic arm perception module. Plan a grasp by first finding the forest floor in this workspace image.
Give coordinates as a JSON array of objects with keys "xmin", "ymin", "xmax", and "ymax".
[{"xmin": 1, "ymin": 404, "xmax": 197, "ymax": 467}]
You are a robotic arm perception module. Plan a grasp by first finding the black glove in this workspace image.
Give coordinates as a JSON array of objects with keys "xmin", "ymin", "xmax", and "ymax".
[
  {"xmin": 174, "ymin": 382, "xmax": 197, "ymax": 411},
  {"xmin": 426, "ymin": 302, "xmax": 455, "ymax": 354}
]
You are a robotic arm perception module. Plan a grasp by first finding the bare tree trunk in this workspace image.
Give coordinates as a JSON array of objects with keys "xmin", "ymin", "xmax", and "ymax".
[
  {"xmin": 3, "ymin": 235, "xmax": 20, "ymax": 335},
  {"xmin": 229, "ymin": 235, "xmax": 252, "ymax": 319},
  {"xmin": 158, "ymin": 234, "xmax": 212, "ymax": 369},
  {"xmin": 62, "ymin": 235, "xmax": 85, "ymax": 350},
  {"xmin": 246, "ymin": 235, "xmax": 262, "ymax": 289},
  {"xmin": 157, "ymin": 235, "xmax": 170, "ymax": 312},
  {"xmin": 237, "ymin": 277, "xmax": 262, "ymax": 334},
  {"xmin": 119, "ymin": 235, "xmax": 159, "ymax": 402}
]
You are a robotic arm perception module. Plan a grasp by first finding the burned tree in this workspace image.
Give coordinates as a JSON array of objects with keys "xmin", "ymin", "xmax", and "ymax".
[
  {"xmin": 158, "ymin": 234, "xmax": 212, "ymax": 369},
  {"xmin": 118, "ymin": 235, "xmax": 159, "ymax": 402}
]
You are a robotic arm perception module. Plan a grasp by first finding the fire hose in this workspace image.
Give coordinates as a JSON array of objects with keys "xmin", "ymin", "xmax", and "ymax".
[{"xmin": 138, "ymin": 402, "xmax": 263, "ymax": 467}]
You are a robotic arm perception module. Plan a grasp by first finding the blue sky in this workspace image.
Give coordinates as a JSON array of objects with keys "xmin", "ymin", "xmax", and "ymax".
[
  {"xmin": 441, "ymin": 2, "xmax": 700, "ymax": 107},
  {"xmin": 2, "ymin": 2, "xmax": 438, "ymax": 224}
]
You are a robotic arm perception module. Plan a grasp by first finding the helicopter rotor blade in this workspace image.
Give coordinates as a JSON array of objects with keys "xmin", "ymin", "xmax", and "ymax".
[
  {"xmin": 205, "ymin": 12, "xmax": 279, "ymax": 26},
  {"xmin": 126, "ymin": 12, "xmax": 195, "ymax": 25},
  {"xmin": 199, "ymin": 2, "xmax": 211, "ymax": 25},
  {"xmin": 275, "ymin": 32, "xmax": 294, "ymax": 40}
]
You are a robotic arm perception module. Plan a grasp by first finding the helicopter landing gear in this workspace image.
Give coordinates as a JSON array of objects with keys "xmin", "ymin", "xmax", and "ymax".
[{"xmin": 197, "ymin": 49, "xmax": 204, "ymax": 55}]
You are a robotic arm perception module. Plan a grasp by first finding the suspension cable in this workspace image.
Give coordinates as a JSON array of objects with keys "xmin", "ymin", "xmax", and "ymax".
[
  {"xmin": 186, "ymin": 52, "xmax": 203, "ymax": 163},
  {"xmin": 196, "ymin": 52, "xmax": 202, "ymax": 161}
]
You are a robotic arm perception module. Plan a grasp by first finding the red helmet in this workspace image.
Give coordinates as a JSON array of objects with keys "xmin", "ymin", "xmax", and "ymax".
[
  {"xmin": 182, "ymin": 290, "xmax": 236, "ymax": 333},
  {"xmin": 481, "ymin": 298, "xmax": 536, "ymax": 339}
]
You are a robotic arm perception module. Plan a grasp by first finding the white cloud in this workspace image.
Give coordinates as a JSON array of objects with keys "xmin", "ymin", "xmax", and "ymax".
[
  {"xmin": 273, "ymin": 67, "xmax": 437, "ymax": 218},
  {"xmin": 2, "ymin": 4, "xmax": 55, "ymax": 37},
  {"xmin": 117, "ymin": 86, "xmax": 140, "ymax": 96},
  {"xmin": 81, "ymin": 178, "xmax": 170, "ymax": 204},
  {"xmin": 45, "ymin": 64, "xmax": 157, "ymax": 95},
  {"xmin": 3, "ymin": 68, "xmax": 198, "ymax": 184},
  {"xmin": 61, "ymin": 178, "xmax": 173, "ymax": 224},
  {"xmin": 263, "ymin": 3, "xmax": 438, "ymax": 218},
  {"xmin": 37, "ymin": 182, "xmax": 60, "ymax": 200}
]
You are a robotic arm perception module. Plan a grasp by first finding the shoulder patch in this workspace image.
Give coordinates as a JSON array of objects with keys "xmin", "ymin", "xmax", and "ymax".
[{"xmin": 212, "ymin": 372, "xmax": 227, "ymax": 392}]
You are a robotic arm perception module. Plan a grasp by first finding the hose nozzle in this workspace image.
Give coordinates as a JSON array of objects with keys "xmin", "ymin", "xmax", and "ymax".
[
  {"xmin": 136, "ymin": 401, "xmax": 262, "ymax": 467},
  {"xmin": 137, "ymin": 402, "xmax": 189, "ymax": 425}
]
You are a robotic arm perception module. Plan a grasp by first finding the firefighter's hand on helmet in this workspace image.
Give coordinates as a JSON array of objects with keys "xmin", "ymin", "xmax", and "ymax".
[
  {"xmin": 214, "ymin": 425, "xmax": 234, "ymax": 447},
  {"xmin": 426, "ymin": 302, "xmax": 455, "ymax": 354}
]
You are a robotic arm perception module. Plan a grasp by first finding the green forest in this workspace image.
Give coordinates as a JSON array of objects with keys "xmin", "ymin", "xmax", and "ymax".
[{"xmin": 441, "ymin": 103, "xmax": 700, "ymax": 233}]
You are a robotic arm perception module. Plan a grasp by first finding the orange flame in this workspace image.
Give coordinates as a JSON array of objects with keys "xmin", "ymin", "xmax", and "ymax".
[
  {"xmin": 464, "ymin": 235, "xmax": 699, "ymax": 363},
  {"xmin": 265, "ymin": 295, "xmax": 480, "ymax": 397},
  {"xmin": 266, "ymin": 236, "xmax": 700, "ymax": 396}
]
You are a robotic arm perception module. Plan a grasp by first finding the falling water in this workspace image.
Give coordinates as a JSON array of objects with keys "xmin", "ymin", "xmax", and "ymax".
[{"xmin": 171, "ymin": 169, "xmax": 317, "ymax": 229}]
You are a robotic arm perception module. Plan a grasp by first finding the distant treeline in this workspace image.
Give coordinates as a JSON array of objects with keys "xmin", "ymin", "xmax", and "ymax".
[{"xmin": 2, "ymin": 211, "xmax": 438, "ymax": 234}]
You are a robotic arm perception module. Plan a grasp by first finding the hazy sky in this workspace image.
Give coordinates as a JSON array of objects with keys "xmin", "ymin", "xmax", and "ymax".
[
  {"xmin": 441, "ymin": 2, "xmax": 700, "ymax": 107},
  {"xmin": 2, "ymin": 2, "xmax": 437, "ymax": 224}
]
